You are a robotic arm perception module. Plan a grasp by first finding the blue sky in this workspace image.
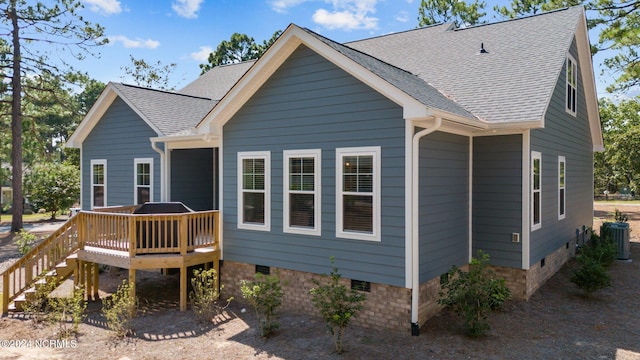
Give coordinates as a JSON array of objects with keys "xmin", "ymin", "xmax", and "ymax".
[{"xmin": 75, "ymin": 0, "xmax": 615, "ymax": 97}]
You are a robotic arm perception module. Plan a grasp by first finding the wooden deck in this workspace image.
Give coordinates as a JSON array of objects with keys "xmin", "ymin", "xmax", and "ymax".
[{"xmin": 1, "ymin": 206, "xmax": 221, "ymax": 314}]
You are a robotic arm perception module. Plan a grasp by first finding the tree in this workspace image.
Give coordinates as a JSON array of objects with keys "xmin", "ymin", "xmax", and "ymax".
[
  {"xmin": 0, "ymin": 0, "xmax": 105, "ymax": 231},
  {"xmin": 595, "ymin": 97, "xmax": 640, "ymax": 194},
  {"xmin": 591, "ymin": 0, "xmax": 640, "ymax": 93},
  {"xmin": 199, "ymin": 30, "xmax": 282, "ymax": 74},
  {"xmin": 417, "ymin": 0, "xmax": 487, "ymax": 27},
  {"xmin": 24, "ymin": 162, "xmax": 80, "ymax": 220},
  {"xmin": 121, "ymin": 56, "xmax": 177, "ymax": 90}
]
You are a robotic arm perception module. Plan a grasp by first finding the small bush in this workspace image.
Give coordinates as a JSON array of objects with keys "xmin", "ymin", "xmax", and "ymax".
[
  {"xmin": 583, "ymin": 228, "xmax": 616, "ymax": 268},
  {"xmin": 102, "ymin": 280, "xmax": 137, "ymax": 338},
  {"xmin": 15, "ymin": 230, "xmax": 38, "ymax": 255},
  {"xmin": 438, "ymin": 251, "xmax": 511, "ymax": 337},
  {"xmin": 49, "ymin": 286, "xmax": 87, "ymax": 339},
  {"xmin": 22, "ymin": 279, "xmax": 56, "ymax": 325},
  {"xmin": 570, "ymin": 257, "xmax": 611, "ymax": 295},
  {"xmin": 241, "ymin": 273, "xmax": 284, "ymax": 337},
  {"xmin": 309, "ymin": 260, "xmax": 365, "ymax": 354},
  {"xmin": 572, "ymin": 230, "xmax": 615, "ymax": 295},
  {"xmin": 190, "ymin": 268, "xmax": 231, "ymax": 323}
]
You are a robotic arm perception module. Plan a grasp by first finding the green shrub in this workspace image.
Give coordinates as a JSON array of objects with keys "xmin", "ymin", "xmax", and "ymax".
[
  {"xmin": 15, "ymin": 229, "xmax": 38, "ymax": 255},
  {"xmin": 102, "ymin": 280, "xmax": 137, "ymax": 338},
  {"xmin": 309, "ymin": 260, "xmax": 365, "ymax": 354},
  {"xmin": 570, "ymin": 256, "xmax": 611, "ymax": 295},
  {"xmin": 49, "ymin": 285, "xmax": 86, "ymax": 339},
  {"xmin": 190, "ymin": 268, "xmax": 231, "ymax": 323},
  {"xmin": 572, "ymin": 229, "xmax": 615, "ymax": 295},
  {"xmin": 583, "ymin": 228, "xmax": 616, "ymax": 268},
  {"xmin": 241, "ymin": 273, "xmax": 284, "ymax": 338},
  {"xmin": 22, "ymin": 278, "xmax": 56, "ymax": 325},
  {"xmin": 438, "ymin": 251, "xmax": 511, "ymax": 337}
]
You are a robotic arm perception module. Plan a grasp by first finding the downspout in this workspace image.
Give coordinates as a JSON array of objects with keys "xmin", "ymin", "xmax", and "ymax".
[
  {"xmin": 151, "ymin": 140, "xmax": 166, "ymax": 202},
  {"xmin": 410, "ymin": 116, "xmax": 442, "ymax": 336}
]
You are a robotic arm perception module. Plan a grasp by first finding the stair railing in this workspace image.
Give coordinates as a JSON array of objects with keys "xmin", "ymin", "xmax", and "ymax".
[{"xmin": 1, "ymin": 214, "xmax": 82, "ymax": 315}]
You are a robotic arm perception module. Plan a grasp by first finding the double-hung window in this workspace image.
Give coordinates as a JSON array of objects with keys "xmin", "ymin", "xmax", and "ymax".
[
  {"xmin": 336, "ymin": 147, "xmax": 381, "ymax": 241},
  {"xmin": 566, "ymin": 55, "xmax": 577, "ymax": 115},
  {"xmin": 531, "ymin": 152, "xmax": 542, "ymax": 231},
  {"xmin": 134, "ymin": 158, "xmax": 153, "ymax": 205},
  {"xmin": 558, "ymin": 156, "xmax": 566, "ymax": 220},
  {"xmin": 284, "ymin": 150, "xmax": 321, "ymax": 235},
  {"xmin": 238, "ymin": 151, "xmax": 270, "ymax": 231},
  {"xmin": 91, "ymin": 159, "xmax": 106, "ymax": 209}
]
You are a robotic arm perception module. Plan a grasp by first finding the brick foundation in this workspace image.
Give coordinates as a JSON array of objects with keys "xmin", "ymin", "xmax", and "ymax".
[
  {"xmin": 220, "ymin": 261, "xmax": 411, "ymax": 331},
  {"xmin": 219, "ymin": 241, "xmax": 574, "ymax": 333},
  {"xmin": 491, "ymin": 238, "xmax": 576, "ymax": 300}
]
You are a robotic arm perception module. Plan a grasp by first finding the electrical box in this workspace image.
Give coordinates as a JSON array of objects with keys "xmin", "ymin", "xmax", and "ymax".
[{"xmin": 512, "ymin": 233, "xmax": 520, "ymax": 243}]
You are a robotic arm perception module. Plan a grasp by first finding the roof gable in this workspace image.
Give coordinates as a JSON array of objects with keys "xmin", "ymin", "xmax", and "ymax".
[
  {"xmin": 197, "ymin": 23, "xmax": 476, "ymax": 136},
  {"xmin": 67, "ymin": 83, "xmax": 215, "ymax": 147}
]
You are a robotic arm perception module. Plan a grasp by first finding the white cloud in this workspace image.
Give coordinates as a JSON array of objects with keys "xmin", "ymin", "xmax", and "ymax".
[
  {"xmin": 83, "ymin": 0, "xmax": 122, "ymax": 15},
  {"xmin": 191, "ymin": 46, "xmax": 213, "ymax": 61},
  {"xmin": 312, "ymin": 0, "xmax": 379, "ymax": 31},
  {"xmin": 172, "ymin": 0, "xmax": 204, "ymax": 19},
  {"xmin": 107, "ymin": 35, "xmax": 160, "ymax": 49},
  {"xmin": 268, "ymin": 0, "xmax": 309, "ymax": 13},
  {"xmin": 395, "ymin": 10, "xmax": 409, "ymax": 22}
]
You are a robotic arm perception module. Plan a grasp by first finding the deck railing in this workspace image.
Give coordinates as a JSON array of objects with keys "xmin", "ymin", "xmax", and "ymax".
[
  {"xmin": 1, "ymin": 209, "xmax": 220, "ymax": 314},
  {"xmin": 82, "ymin": 210, "xmax": 220, "ymax": 255}
]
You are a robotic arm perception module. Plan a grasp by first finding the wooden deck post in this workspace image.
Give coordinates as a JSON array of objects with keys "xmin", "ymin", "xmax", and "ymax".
[
  {"xmin": 92, "ymin": 262, "xmax": 99, "ymax": 300},
  {"xmin": 2, "ymin": 273, "xmax": 8, "ymax": 315},
  {"xmin": 180, "ymin": 265, "xmax": 187, "ymax": 311},
  {"xmin": 128, "ymin": 268, "xmax": 136, "ymax": 317}
]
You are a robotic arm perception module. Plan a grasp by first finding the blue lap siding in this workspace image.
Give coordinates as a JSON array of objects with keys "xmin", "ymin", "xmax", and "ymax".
[
  {"xmin": 472, "ymin": 135, "xmax": 523, "ymax": 268},
  {"xmin": 81, "ymin": 97, "xmax": 160, "ymax": 209},
  {"xmin": 418, "ymin": 131, "xmax": 470, "ymax": 281},
  {"xmin": 222, "ymin": 45, "xmax": 407, "ymax": 286},
  {"xmin": 530, "ymin": 38, "xmax": 594, "ymax": 265}
]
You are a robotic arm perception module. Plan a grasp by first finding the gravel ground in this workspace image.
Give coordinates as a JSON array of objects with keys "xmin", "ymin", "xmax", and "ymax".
[{"xmin": 0, "ymin": 204, "xmax": 639, "ymax": 360}]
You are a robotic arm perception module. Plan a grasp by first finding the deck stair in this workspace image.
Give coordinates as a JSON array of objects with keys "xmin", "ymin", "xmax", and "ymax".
[
  {"xmin": 8, "ymin": 253, "xmax": 78, "ymax": 312},
  {"xmin": 2, "ymin": 207, "xmax": 220, "ymax": 315}
]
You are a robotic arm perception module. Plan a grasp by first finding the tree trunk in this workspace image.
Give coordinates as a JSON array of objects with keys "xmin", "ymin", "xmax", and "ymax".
[{"xmin": 10, "ymin": 0, "xmax": 23, "ymax": 232}]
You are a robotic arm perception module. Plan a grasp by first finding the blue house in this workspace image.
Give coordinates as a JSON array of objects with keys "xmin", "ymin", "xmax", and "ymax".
[{"xmin": 67, "ymin": 7, "xmax": 602, "ymax": 333}]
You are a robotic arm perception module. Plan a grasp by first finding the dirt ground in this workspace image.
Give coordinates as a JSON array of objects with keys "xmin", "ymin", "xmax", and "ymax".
[{"xmin": 1, "ymin": 203, "xmax": 639, "ymax": 360}]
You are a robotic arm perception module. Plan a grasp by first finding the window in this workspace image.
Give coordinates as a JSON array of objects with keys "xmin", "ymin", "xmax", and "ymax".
[
  {"xmin": 531, "ymin": 152, "xmax": 541, "ymax": 231},
  {"xmin": 284, "ymin": 149, "xmax": 321, "ymax": 235},
  {"xmin": 134, "ymin": 158, "xmax": 153, "ymax": 205},
  {"xmin": 336, "ymin": 147, "xmax": 381, "ymax": 241},
  {"xmin": 90, "ymin": 159, "xmax": 106, "ymax": 209},
  {"xmin": 238, "ymin": 151, "xmax": 270, "ymax": 231},
  {"xmin": 558, "ymin": 156, "xmax": 566, "ymax": 220},
  {"xmin": 566, "ymin": 55, "xmax": 577, "ymax": 115}
]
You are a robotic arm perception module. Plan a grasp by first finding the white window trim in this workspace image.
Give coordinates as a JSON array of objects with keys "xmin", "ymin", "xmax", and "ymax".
[
  {"xmin": 336, "ymin": 146, "xmax": 381, "ymax": 242},
  {"xmin": 237, "ymin": 151, "xmax": 271, "ymax": 231},
  {"xmin": 283, "ymin": 149, "xmax": 321, "ymax": 236},
  {"xmin": 566, "ymin": 54, "xmax": 577, "ymax": 116},
  {"xmin": 134, "ymin": 158, "xmax": 154, "ymax": 205},
  {"xmin": 558, "ymin": 156, "xmax": 566, "ymax": 220},
  {"xmin": 90, "ymin": 159, "xmax": 107, "ymax": 209},
  {"xmin": 531, "ymin": 151, "xmax": 542, "ymax": 231}
]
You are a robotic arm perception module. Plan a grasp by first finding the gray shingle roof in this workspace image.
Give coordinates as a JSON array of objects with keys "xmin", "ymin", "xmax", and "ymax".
[
  {"xmin": 346, "ymin": 7, "xmax": 583, "ymax": 123},
  {"xmin": 111, "ymin": 83, "xmax": 215, "ymax": 136},
  {"xmin": 180, "ymin": 61, "xmax": 255, "ymax": 100},
  {"xmin": 300, "ymin": 27, "xmax": 478, "ymax": 120}
]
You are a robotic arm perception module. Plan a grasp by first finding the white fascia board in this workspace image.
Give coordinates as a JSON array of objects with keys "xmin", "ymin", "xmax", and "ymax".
[
  {"xmin": 151, "ymin": 134, "xmax": 220, "ymax": 150},
  {"xmin": 575, "ymin": 10, "xmax": 603, "ymax": 152}
]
